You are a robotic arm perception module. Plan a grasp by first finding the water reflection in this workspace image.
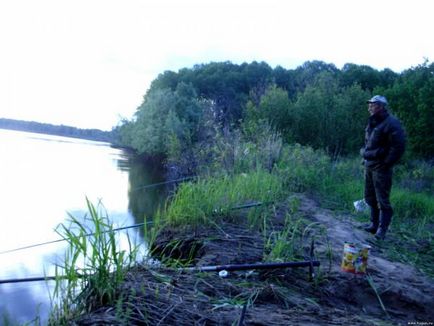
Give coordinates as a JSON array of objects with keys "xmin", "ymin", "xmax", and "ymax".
[
  {"xmin": 0, "ymin": 130, "xmax": 170, "ymax": 324},
  {"xmin": 0, "ymin": 247, "xmax": 61, "ymax": 325},
  {"xmin": 114, "ymin": 147, "xmax": 135, "ymax": 173},
  {"xmin": 0, "ymin": 282, "xmax": 46, "ymax": 325},
  {"xmin": 125, "ymin": 156, "xmax": 168, "ymax": 226}
]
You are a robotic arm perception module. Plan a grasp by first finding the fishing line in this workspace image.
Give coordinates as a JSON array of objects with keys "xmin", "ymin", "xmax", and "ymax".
[
  {"xmin": 0, "ymin": 221, "xmax": 153, "ymax": 255},
  {"xmin": 129, "ymin": 176, "xmax": 197, "ymax": 191},
  {"xmin": 0, "ymin": 176, "xmax": 197, "ymax": 255},
  {"xmin": 0, "ymin": 201, "xmax": 283, "ymax": 285},
  {"xmin": 0, "ymin": 201, "xmax": 268, "ymax": 255}
]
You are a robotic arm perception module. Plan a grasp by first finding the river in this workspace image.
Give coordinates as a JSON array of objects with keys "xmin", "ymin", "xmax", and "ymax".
[{"xmin": 0, "ymin": 129, "xmax": 167, "ymax": 324}]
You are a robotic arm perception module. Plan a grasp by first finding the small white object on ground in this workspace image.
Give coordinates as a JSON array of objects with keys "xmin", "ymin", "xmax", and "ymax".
[
  {"xmin": 353, "ymin": 199, "xmax": 369, "ymax": 212},
  {"xmin": 218, "ymin": 270, "xmax": 228, "ymax": 278}
]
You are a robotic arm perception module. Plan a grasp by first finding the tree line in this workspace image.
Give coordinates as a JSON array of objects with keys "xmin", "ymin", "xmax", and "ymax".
[
  {"xmin": 0, "ymin": 118, "xmax": 114, "ymax": 143},
  {"xmin": 115, "ymin": 60, "xmax": 434, "ymax": 161}
]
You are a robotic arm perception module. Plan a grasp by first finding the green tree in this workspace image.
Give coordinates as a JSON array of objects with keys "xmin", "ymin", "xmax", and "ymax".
[
  {"xmin": 383, "ymin": 61, "xmax": 434, "ymax": 157},
  {"xmin": 116, "ymin": 59, "xmax": 433, "ymax": 160},
  {"xmin": 244, "ymin": 85, "xmax": 291, "ymax": 140},
  {"xmin": 272, "ymin": 65, "xmax": 297, "ymax": 99},
  {"xmin": 148, "ymin": 70, "xmax": 179, "ymax": 93},
  {"xmin": 293, "ymin": 60, "xmax": 339, "ymax": 93},
  {"xmin": 147, "ymin": 61, "xmax": 275, "ymax": 127},
  {"xmin": 288, "ymin": 72, "xmax": 369, "ymax": 156},
  {"xmin": 340, "ymin": 63, "xmax": 381, "ymax": 91},
  {"xmin": 122, "ymin": 83, "xmax": 206, "ymax": 157}
]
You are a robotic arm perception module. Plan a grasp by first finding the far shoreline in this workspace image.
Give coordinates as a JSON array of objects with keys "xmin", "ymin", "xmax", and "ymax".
[{"xmin": 0, "ymin": 117, "xmax": 115, "ymax": 143}]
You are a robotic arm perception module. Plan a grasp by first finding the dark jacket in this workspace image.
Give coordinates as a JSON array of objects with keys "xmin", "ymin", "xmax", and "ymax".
[{"xmin": 362, "ymin": 109, "xmax": 406, "ymax": 170}]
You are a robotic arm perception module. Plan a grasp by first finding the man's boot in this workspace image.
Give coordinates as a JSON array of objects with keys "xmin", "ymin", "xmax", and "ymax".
[
  {"xmin": 375, "ymin": 209, "xmax": 393, "ymax": 240},
  {"xmin": 364, "ymin": 206, "xmax": 379, "ymax": 234}
]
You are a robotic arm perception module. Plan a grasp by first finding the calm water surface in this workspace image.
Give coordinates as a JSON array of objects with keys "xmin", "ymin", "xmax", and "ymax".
[{"xmin": 0, "ymin": 129, "xmax": 166, "ymax": 324}]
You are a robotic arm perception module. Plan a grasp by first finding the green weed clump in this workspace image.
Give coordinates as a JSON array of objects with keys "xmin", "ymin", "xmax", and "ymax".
[
  {"xmin": 49, "ymin": 198, "xmax": 138, "ymax": 324},
  {"xmin": 395, "ymin": 159, "xmax": 434, "ymax": 194},
  {"xmin": 392, "ymin": 189, "xmax": 434, "ymax": 223},
  {"xmin": 156, "ymin": 170, "xmax": 285, "ymax": 227},
  {"xmin": 264, "ymin": 214, "xmax": 306, "ymax": 262},
  {"xmin": 262, "ymin": 202, "xmax": 331, "ymax": 277}
]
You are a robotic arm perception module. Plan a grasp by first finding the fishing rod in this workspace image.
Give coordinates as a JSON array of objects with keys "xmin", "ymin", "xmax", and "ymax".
[
  {"xmin": 1, "ymin": 209, "xmax": 314, "ymax": 286},
  {"xmin": 181, "ymin": 240, "xmax": 318, "ymax": 280},
  {"xmin": 0, "ymin": 202, "xmax": 278, "ymax": 284},
  {"xmin": 181, "ymin": 260, "xmax": 320, "ymax": 273},
  {"xmin": 0, "ymin": 259, "xmax": 319, "ymax": 285},
  {"xmin": 0, "ymin": 201, "xmax": 269, "ymax": 256},
  {"xmin": 0, "ymin": 275, "xmax": 60, "ymax": 284}
]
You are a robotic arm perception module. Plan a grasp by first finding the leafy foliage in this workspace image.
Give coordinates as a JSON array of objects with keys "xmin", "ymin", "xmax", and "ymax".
[
  {"xmin": 286, "ymin": 73, "xmax": 369, "ymax": 156},
  {"xmin": 115, "ymin": 59, "xmax": 434, "ymax": 160},
  {"xmin": 382, "ymin": 61, "xmax": 434, "ymax": 158},
  {"xmin": 120, "ymin": 83, "xmax": 206, "ymax": 157}
]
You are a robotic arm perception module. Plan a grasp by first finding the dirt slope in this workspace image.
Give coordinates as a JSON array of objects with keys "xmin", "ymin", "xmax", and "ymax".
[{"xmin": 296, "ymin": 194, "xmax": 434, "ymax": 325}]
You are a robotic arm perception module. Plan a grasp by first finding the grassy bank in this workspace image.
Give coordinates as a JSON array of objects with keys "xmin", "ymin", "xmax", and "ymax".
[
  {"xmin": 47, "ymin": 143, "xmax": 434, "ymax": 323},
  {"xmin": 151, "ymin": 143, "xmax": 434, "ymax": 277}
]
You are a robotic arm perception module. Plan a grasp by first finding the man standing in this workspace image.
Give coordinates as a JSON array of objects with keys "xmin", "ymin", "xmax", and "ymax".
[{"xmin": 361, "ymin": 95, "xmax": 406, "ymax": 240}]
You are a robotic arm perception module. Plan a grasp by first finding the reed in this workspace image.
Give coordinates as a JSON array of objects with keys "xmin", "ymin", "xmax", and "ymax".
[{"xmin": 48, "ymin": 198, "xmax": 139, "ymax": 324}]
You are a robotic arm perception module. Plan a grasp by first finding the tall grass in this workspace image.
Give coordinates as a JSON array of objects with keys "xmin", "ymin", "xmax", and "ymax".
[
  {"xmin": 157, "ymin": 170, "xmax": 285, "ymax": 227},
  {"xmin": 49, "ymin": 198, "xmax": 139, "ymax": 324},
  {"xmin": 392, "ymin": 189, "xmax": 434, "ymax": 223},
  {"xmin": 395, "ymin": 159, "xmax": 434, "ymax": 193}
]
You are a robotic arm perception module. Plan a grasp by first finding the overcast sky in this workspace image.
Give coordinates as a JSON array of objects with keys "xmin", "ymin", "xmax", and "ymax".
[{"xmin": 0, "ymin": 0, "xmax": 432, "ymax": 130}]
